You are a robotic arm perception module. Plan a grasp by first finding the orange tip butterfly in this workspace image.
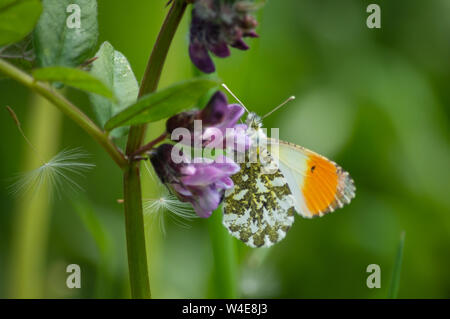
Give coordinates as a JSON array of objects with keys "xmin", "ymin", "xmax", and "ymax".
[{"xmin": 221, "ymin": 84, "xmax": 356, "ymax": 247}]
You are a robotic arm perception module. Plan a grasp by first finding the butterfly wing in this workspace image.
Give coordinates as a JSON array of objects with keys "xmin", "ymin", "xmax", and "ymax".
[
  {"xmin": 222, "ymin": 151, "xmax": 296, "ymax": 247},
  {"xmin": 269, "ymin": 139, "xmax": 356, "ymax": 218}
]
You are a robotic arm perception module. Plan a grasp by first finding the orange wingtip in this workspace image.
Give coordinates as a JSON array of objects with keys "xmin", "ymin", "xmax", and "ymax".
[{"xmin": 302, "ymin": 153, "xmax": 355, "ymax": 217}]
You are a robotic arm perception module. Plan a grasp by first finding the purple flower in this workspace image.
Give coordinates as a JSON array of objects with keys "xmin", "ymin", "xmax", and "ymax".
[
  {"xmin": 150, "ymin": 144, "xmax": 240, "ymax": 218},
  {"xmin": 189, "ymin": 0, "xmax": 260, "ymax": 73},
  {"xmin": 166, "ymin": 91, "xmax": 250, "ymax": 150}
]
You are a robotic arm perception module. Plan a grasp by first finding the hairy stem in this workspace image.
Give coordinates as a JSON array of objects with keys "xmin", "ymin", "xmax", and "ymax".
[
  {"xmin": 0, "ymin": 58, "xmax": 127, "ymax": 169},
  {"xmin": 123, "ymin": 0, "xmax": 188, "ymax": 299}
]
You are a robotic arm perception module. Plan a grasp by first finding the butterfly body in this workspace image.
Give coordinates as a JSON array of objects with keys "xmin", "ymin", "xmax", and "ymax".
[{"xmin": 222, "ymin": 112, "xmax": 356, "ymax": 247}]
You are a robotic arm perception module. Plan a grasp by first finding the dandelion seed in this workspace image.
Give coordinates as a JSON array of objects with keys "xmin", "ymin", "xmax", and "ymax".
[
  {"xmin": 5, "ymin": 106, "xmax": 95, "ymax": 198},
  {"xmin": 8, "ymin": 147, "xmax": 95, "ymax": 199},
  {"xmin": 142, "ymin": 162, "xmax": 197, "ymax": 236},
  {"xmin": 144, "ymin": 191, "xmax": 197, "ymax": 236}
]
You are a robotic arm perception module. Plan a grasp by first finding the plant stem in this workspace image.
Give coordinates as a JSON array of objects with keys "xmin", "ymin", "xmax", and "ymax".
[
  {"xmin": 0, "ymin": 58, "xmax": 127, "ymax": 169},
  {"xmin": 126, "ymin": 0, "xmax": 188, "ymax": 153},
  {"xmin": 123, "ymin": 164, "xmax": 150, "ymax": 298},
  {"xmin": 130, "ymin": 132, "xmax": 168, "ymax": 158},
  {"xmin": 9, "ymin": 94, "xmax": 62, "ymax": 298},
  {"xmin": 123, "ymin": 0, "xmax": 188, "ymax": 299},
  {"xmin": 388, "ymin": 231, "xmax": 406, "ymax": 299},
  {"xmin": 208, "ymin": 206, "xmax": 238, "ymax": 298}
]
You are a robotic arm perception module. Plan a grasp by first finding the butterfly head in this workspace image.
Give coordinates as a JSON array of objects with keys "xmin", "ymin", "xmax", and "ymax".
[
  {"xmin": 220, "ymin": 83, "xmax": 294, "ymax": 132},
  {"xmin": 246, "ymin": 112, "xmax": 263, "ymax": 130}
]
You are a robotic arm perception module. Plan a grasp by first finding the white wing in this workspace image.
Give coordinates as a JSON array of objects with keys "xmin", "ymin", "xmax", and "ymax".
[
  {"xmin": 222, "ymin": 151, "xmax": 296, "ymax": 248},
  {"xmin": 222, "ymin": 124, "xmax": 296, "ymax": 248}
]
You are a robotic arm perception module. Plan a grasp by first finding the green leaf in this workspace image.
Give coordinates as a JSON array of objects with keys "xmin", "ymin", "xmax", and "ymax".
[
  {"xmin": 0, "ymin": 0, "xmax": 42, "ymax": 47},
  {"xmin": 88, "ymin": 41, "xmax": 138, "ymax": 138},
  {"xmin": 34, "ymin": 0, "xmax": 98, "ymax": 67},
  {"xmin": 104, "ymin": 78, "xmax": 220, "ymax": 131},
  {"xmin": 33, "ymin": 66, "xmax": 114, "ymax": 99},
  {"xmin": 70, "ymin": 197, "xmax": 115, "ymax": 298},
  {"xmin": 388, "ymin": 231, "xmax": 405, "ymax": 299},
  {"xmin": 0, "ymin": 37, "xmax": 34, "ymax": 80},
  {"xmin": 207, "ymin": 205, "xmax": 238, "ymax": 298},
  {"xmin": 72, "ymin": 198, "xmax": 110, "ymax": 262}
]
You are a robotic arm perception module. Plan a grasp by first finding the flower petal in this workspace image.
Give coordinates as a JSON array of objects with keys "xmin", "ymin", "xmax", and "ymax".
[
  {"xmin": 180, "ymin": 166, "xmax": 226, "ymax": 186},
  {"xmin": 244, "ymin": 31, "xmax": 259, "ymax": 38},
  {"xmin": 180, "ymin": 165, "xmax": 196, "ymax": 176},
  {"xmin": 172, "ymin": 183, "xmax": 193, "ymax": 197},
  {"xmin": 224, "ymin": 104, "xmax": 245, "ymax": 125},
  {"xmin": 214, "ymin": 104, "xmax": 245, "ymax": 131},
  {"xmin": 190, "ymin": 186, "xmax": 221, "ymax": 218},
  {"xmin": 215, "ymin": 176, "xmax": 234, "ymax": 189},
  {"xmin": 209, "ymin": 41, "xmax": 231, "ymax": 58},
  {"xmin": 203, "ymin": 126, "xmax": 225, "ymax": 148},
  {"xmin": 201, "ymin": 91, "xmax": 228, "ymax": 126},
  {"xmin": 179, "ymin": 156, "xmax": 239, "ymax": 186},
  {"xmin": 231, "ymin": 39, "xmax": 249, "ymax": 50},
  {"xmin": 213, "ymin": 156, "xmax": 241, "ymax": 173},
  {"xmin": 189, "ymin": 42, "xmax": 215, "ymax": 73}
]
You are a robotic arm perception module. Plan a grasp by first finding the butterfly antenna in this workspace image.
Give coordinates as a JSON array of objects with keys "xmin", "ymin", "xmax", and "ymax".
[
  {"xmin": 221, "ymin": 83, "xmax": 250, "ymax": 114},
  {"xmin": 261, "ymin": 96, "xmax": 295, "ymax": 119}
]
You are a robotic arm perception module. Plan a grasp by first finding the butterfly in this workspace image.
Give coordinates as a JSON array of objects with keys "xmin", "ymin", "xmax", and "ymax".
[{"xmin": 221, "ymin": 85, "xmax": 356, "ymax": 248}]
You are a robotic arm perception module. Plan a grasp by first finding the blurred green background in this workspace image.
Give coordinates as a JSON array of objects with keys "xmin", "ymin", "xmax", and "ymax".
[{"xmin": 1, "ymin": 0, "xmax": 449, "ymax": 298}]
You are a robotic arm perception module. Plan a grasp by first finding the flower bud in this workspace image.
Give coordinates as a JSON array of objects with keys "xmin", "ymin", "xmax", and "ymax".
[
  {"xmin": 189, "ymin": 0, "xmax": 261, "ymax": 73},
  {"xmin": 165, "ymin": 91, "xmax": 250, "ymax": 150}
]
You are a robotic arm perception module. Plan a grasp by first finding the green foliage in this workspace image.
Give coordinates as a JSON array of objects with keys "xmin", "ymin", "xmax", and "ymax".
[
  {"xmin": 71, "ymin": 197, "xmax": 111, "ymax": 266},
  {"xmin": 0, "ymin": 57, "xmax": 32, "ymax": 79},
  {"xmin": 89, "ymin": 41, "xmax": 139, "ymax": 138},
  {"xmin": 207, "ymin": 205, "xmax": 238, "ymax": 298},
  {"xmin": 0, "ymin": 37, "xmax": 34, "ymax": 79},
  {"xmin": 33, "ymin": 66, "xmax": 115, "ymax": 99},
  {"xmin": 0, "ymin": 0, "xmax": 42, "ymax": 47},
  {"xmin": 33, "ymin": 0, "xmax": 98, "ymax": 67},
  {"xmin": 104, "ymin": 78, "xmax": 220, "ymax": 130},
  {"xmin": 388, "ymin": 232, "xmax": 406, "ymax": 299}
]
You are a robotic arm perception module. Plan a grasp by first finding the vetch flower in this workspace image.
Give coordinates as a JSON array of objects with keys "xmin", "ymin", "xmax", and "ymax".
[
  {"xmin": 189, "ymin": 0, "xmax": 260, "ymax": 73},
  {"xmin": 149, "ymin": 144, "xmax": 240, "ymax": 218},
  {"xmin": 166, "ymin": 91, "xmax": 250, "ymax": 150}
]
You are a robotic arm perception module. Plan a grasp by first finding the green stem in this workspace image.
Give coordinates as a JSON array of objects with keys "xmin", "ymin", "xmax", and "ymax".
[
  {"xmin": 0, "ymin": 58, "xmax": 127, "ymax": 169},
  {"xmin": 123, "ymin": 0, "xmax": 188, "ymax": 299},
  {"xmin": 123, "ymin": 164, "xmax": 150, "ymax": 298},
  {"xmin": 388, "ymin": 231, "xmax": 406, "ymax": 299},
  {"xmin": 208, "ymin": 206, "xmax": 238, "ymax": 298},
  {"xmin": 127, "ymin": 0, "xmax": 188, "ymax": 153},
  {"xmin": 130, "ymin": 132, "xmax": 168, "ymax": 158},
  {"xmin": 9, "ymin": 94, "xmax": 62, "ymax": 298}
]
